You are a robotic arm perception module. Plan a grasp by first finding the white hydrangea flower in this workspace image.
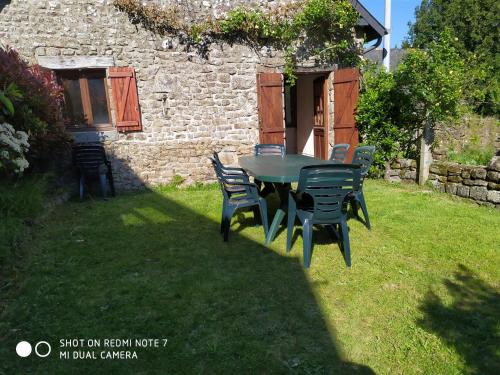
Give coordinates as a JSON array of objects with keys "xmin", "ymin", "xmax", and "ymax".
[
  {"xmin": 13, "ymin": 157, "xmax": 29, "ymax": 172},
  {"xmin": 0, "ymin": 122, "xmax": 31, "ymax": 175}
]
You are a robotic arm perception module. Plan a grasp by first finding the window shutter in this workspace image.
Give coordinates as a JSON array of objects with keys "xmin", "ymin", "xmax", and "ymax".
[
  {"xmin": 257, "ymin": 73, "xmax": 285, "ymax": 144},
  {"xmin": 108, "ymin": 67, "xmax": 142, "ymax": 132},
  {"xmin": 334, "ymin": 67, "xmax": 360, "ymax": 162}
]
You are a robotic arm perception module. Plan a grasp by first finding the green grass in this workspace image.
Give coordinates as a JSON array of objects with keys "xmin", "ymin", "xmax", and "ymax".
[
  {"xmin": 446, "ymin": 145, "xmax": 496, "ymax": 166},
  {"xmin": 1, "ymin": 181, "xmax": 499, "ymax": 374}
]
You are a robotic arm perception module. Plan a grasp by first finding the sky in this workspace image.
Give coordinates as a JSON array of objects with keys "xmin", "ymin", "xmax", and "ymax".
[{"xmin": 361, "ymin": 0, "xmax": 422, "ymax": 48}]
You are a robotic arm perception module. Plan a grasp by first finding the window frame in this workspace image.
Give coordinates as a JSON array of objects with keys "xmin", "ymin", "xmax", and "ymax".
[{"xmin": 57, "ymin": 69, "xmax": 113, "ymax": 131}]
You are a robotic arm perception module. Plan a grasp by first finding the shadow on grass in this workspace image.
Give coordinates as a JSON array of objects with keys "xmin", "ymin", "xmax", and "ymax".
[
  {"xmin": 2, "ymin": 157, "xmax": 376, "ymax": 373},
  {"xmin": 418, "ymin": 264, "xmax": 500, "ymax": 375}
]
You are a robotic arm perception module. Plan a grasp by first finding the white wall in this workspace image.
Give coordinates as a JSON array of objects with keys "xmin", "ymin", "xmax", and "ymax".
[{"xmin": 296, "ymin": 74, "xmax": 324, "ymax": 156}]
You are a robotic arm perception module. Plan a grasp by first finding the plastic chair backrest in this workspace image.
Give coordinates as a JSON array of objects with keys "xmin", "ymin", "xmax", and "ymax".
[
  {"xmin": 212, "ymin": 151, "xmax": 224, "ymax": 169},
  {"xmin": 297, "ymin": 164, "xmax": 361, "ymax": 222},
  {"xmin": 351, "ymin": 146, "xmax": 376, "ymax": 177},
  {"xmin": 254, "ymin": 144, "xmax": 285, "ymax": 157},
  {"xmin": 73, "ymin": 145, "xmax": 108, "ymax": 174},
  {"xmin": 210, "ymin": 156, "xmax": 255, "ymax": 200},
  {"xmin": 329, "ymin": 144, "xmax": 350, "ymax": 163}
]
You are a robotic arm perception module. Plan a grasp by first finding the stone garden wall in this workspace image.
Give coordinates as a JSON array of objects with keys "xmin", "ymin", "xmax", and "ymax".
[{"xmin": 385, "ymin": 156, "xmax": 500, "ymax": 208}]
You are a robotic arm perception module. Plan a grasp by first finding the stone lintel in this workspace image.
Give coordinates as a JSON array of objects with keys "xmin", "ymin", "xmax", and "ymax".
[{"xmin": 37, "ymin": 56, "xmax": 114, "ymax": 70}]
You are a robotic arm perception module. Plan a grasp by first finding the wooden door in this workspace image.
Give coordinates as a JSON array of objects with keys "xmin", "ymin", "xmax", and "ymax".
[
  {"xmin": 313, "ymin": 76, "xmax": 328, "ymax": 159},
  {"xmin": 334, "ymin": 68, "xmax": 359, "ymax": 162},
  {"xmin": 257, "ymin": 73, "xmax": 285, "ymax": 144}
]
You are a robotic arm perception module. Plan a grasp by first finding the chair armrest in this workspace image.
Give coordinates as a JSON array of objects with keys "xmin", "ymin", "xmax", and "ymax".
[
  {"xmin": 221, "ymin": 166, "xmax": 246, "ymax": 175},
  {"xmin": 223, "ymin": 180, "xmax": 258, "ymax": 188}
]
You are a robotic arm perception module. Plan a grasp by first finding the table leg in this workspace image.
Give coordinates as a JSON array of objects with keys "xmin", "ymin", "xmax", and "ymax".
[{"xmin": 265, "ymin": 183, "xmax": 291, "ymax": 244}]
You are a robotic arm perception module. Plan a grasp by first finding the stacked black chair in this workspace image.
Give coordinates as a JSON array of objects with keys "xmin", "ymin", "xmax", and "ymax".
[
  {"xmin": 210, "ymin": 152, "xmax": 269, "ymax": 241},
  {"xmin": 73, "ymin": 144, "xmax": 115, "ymax": 201}
]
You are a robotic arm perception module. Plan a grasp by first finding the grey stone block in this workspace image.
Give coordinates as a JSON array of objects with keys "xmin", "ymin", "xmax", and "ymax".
[
  {"xmin": 487, "ymin": 156, "xmax": 500, "ymax": 172},
  {"xmin": 447, "ymin": 175, "xmax": 463, "ymax": 183},
  {"xmin": 470, "ymin": 168, "xmax": 487, "ymax": 179},
  {"xmin": 446, "ymin": 182, "xmax": 459, "ymax": 195},
  {"xmin": 431, "ymin": 180, "xmax": 445, "ymax": 193},
  {"xmin": 487, "ymin": 190, "xmax": 500, "ymax": 204},
  {"xmin": 447, "ymin": 163, "xmax": 462, "ymax": 176},
  {"xmin": 487, "ymin": 171, "xmax": 499, "ymax": 182},
  {"xmin": 470, "ymin": 186, "xmax": 488, "ymax": 201},
  {"xmin": 456, "ymin": 185, "xmax": 470, "ymax": 198},
  {"xmin": 463, "ymin": 179, "xmax": 488, "ymax": 187},
  {"xmin": 430, "ymin": 163, "xmax": 448, "ymax": 176}
]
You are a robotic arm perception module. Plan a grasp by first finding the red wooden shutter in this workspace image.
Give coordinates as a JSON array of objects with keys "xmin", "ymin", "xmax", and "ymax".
[
  {"xmin": 108, "ymin": 67, "xmax": 142, "ymax": 132},
  {"xmin": 334, "ymin": 68, "xmax": 360, "ymax": 162},
  {"xmin": 257, "ymin": 73, "xmax": 285, "ymax": 144}
]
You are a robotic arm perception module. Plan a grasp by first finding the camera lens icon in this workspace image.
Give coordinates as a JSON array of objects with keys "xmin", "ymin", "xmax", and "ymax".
[{"xmin": 16, "ymin": 341, "xmax": 51, "ymax": 358}]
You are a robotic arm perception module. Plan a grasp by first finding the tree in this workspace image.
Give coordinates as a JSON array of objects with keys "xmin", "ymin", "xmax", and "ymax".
[
  {"xmin": 357, "ymin": 63, "xmax": 415, "ymax": 176},
  {"xmin": 406, "ymin": 0, "xmax": 499, "ymax": 115},
  {"xmin": 396, "ymin": 31, "xmax": 465, "ymax": 183},
  {"xmin": 357, "ymin": 31, "xmax": 465, "ymax": 181}
]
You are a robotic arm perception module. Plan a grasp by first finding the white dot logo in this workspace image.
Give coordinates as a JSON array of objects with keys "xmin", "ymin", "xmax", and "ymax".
[
  {"xmin": 16, "ymin": 341, "xmax": 32, "ymax": 357},
  {"xmin": 35, "ymin": 341, "xmax": 51, "ymax": 358}
]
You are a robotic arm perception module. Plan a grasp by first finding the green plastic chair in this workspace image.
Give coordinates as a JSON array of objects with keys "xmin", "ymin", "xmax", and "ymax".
[
  {"xmin": 254, "ymin": 144, "xmax": 286, "ymax": 196},
  {"xmin": 286, "ymin": 164, "xmax": 361, "ymax": 268},
  {"xmin": 254, "ymin": 144, "xmax": 285, "ymax": 157},
  {"xmin": 350, "ymin": 146, "xmax": 376, "ymax": 230},
  {"xmin": 210, "ymin": 157, "xmax": 269, "ymax": 242},
  {"xmin": 212, "ymin": 151, "xmax": 246, "ymax": 177},
  {"xmin": 329, "ymin": 143, "xmax": 350, "ymax": 164}
]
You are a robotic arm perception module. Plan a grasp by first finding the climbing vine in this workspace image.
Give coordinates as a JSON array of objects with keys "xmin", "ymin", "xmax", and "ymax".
[{"xmin": 113, "ymin": 0, "xmax": 360, "ymax": 84}]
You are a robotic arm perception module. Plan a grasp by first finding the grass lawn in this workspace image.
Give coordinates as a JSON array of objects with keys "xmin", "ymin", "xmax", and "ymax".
[{"xmin": 1, "ymin": 180, "xmax": 499, "ymax": 374}]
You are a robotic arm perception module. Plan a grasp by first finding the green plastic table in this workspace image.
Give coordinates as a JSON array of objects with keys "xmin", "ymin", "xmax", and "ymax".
[{"xmin": 239, "ymin": 154, "xmax": 332, "ymax": 244}]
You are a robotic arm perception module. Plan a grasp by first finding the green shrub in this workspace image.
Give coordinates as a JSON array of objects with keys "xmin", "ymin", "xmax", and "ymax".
[
  {"xmin": 357, "ymin": 63, "xmax": 406, "ymax": 176},
  {"xmin": 0, "ymin": 176, "xmax": 46, "ymax": 267}
]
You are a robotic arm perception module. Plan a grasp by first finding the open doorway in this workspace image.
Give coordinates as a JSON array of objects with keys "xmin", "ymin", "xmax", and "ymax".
[{"xmin": 284, "ymin": 73, "xmax": 329, "ymax": 159}]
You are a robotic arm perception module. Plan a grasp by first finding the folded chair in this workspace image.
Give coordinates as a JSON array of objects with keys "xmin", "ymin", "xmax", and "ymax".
[
  {"xmin": 286, "ymin": 164, "xmax": 361, "ymax": 267},
  {"xmin": 254, "ymin": 144, "xmax": 286, "ymax": 196},
  {"xmin": 350, "ymin": 146, "xmax": 376, "ymax": 230},
  {"xmin": 329, "ymin": 143, "xmax": 350, "ymax": 164},
  {"xmin": 210, "ymin": 157, "xmax": 269, "ymax": 242},
  {"xmin": 73, "ymin": 144, "xmax": 115, "ymax": 200}
]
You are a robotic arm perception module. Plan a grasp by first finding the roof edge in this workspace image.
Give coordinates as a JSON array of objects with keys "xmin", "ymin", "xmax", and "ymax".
[{"xmin": 349, "ymin": 0, "xmax": 388, "ymax": 39}]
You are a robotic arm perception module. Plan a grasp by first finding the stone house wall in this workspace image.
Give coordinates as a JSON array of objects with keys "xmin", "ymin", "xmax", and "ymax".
[
  {"xmin": 385, "ymin": 156, "xmax": 500, "ymax": 208},
  {"xmin": 0, "ymin": 0, "xmax": 349, "ymax": 189}
]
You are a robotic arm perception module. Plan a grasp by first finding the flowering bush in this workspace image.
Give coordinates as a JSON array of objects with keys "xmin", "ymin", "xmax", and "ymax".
[
  {"xmin": 0, "ymin": 45, "xmax": 63, "ymax": 129},
  {"xmin": 0, "ymin": 44, "xmax": 71, "ymax": 171},
  {"xmin": 0, "ymin": 122, "xmax": 30, "ymax": 174}
]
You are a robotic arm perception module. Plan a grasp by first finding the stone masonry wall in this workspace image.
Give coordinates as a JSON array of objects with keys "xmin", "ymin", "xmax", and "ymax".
[
  {"xmin": 0, "ymin": 0, "xmax": 324, "ymax": 189},
  {"xmin": 385, "ymin": 156, "xmax": 500, "ymax": 208}
]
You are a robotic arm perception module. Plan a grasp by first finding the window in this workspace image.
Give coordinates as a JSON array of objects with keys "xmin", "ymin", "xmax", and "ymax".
[{"xmin": 58, "ymin": 69, "xmax": 111, "ymax": 130}]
